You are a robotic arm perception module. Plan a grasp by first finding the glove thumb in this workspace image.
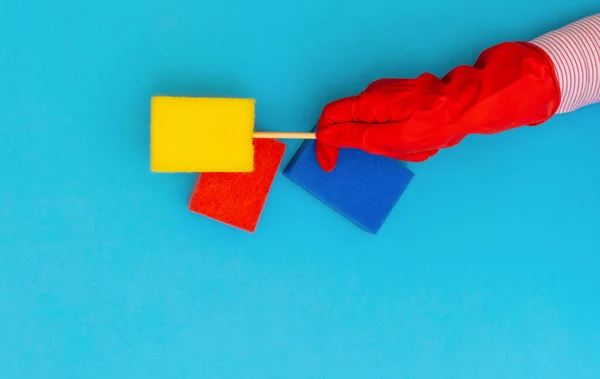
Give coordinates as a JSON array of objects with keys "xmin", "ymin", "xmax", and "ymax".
[
  {"xmin": 315, "ymin": 123, "xmax": 369, "ymax": 171},
  {"xmin": 316, "ymin": 139, "xmax": 339, "ymax": 172}
]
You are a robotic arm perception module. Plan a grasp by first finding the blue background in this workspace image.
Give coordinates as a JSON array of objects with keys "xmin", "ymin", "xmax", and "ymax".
[{"xmin": 1, "ymin": 0, "xmax": 599, "ymax": 377}]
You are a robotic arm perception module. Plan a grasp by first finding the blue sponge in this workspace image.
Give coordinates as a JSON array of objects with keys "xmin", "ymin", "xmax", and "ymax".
[{"xmin": 283, "ymin": 138, "xmax": 414, "ymax": 234}]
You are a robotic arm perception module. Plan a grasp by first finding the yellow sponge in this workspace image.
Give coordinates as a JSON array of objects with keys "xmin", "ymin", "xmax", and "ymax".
[{"xmin": 150, "ymin": 96, "xmax": 255, "ymax": 172}]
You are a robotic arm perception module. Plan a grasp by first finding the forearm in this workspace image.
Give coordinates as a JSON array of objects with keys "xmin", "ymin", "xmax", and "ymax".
[
  {"xmin": 315, "ymin": 13, "xmax": 600, "ymax": 168},
  {"xmin": 530, "ymin": 13, "xmax": 600, "ymax": 113}
]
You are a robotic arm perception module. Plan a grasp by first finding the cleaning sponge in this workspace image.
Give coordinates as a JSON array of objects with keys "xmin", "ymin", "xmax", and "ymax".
[
  {"xmin": 188, "ymin": 138, "xmax": 285, "ymax": 232},
  {"xmin": 150, "ymin": 96, "xmax": 255, "ymax": 172},
  {"xmin": 283, "ymin": 138, "xmax": 414, "ymax": 234}
]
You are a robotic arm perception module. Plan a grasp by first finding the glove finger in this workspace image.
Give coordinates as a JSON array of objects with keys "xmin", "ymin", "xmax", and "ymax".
[
  {"xmin": 316, "ymin": 120, "xmax": 465, "ymax": 156},
  {"xmin": 315, "ymin": 122, "xmax": 370, "ymax": 149},
  {"xmin": 316, "ymin": 137, "xmax": 436, "ymax": 172},
  {"xmin": 363, "ymin": 121, "xmax": 464, "ymax": 153},
  {"xmin": 317, "ymin": 121, "xmax": 440, "ymax": 167},
  {"xmin": 441, "ymin": 134, "xmax": 467, "ymax": 148},
  {"xmin": 365, "ymin": 78, "xmax": 398, "ymax": 91},
  {"xmin": 385, "ymin": 149, "xmax": 439, "ymax": 162},
  {"xmin": 317, "ymin": 120, "xmax": 439, "ymax": 156},
  {"xmin": 317, "ymin": 96, "xmax": 357, "ymax": 128},
  {"xmin": 366, "ymin": 78, "xmax": 415, "ymax": 93},
  {"xmin": 316, "ymin": 140, "xmax": 340, "ymax": 172},
  {"xmin": 318, "ymin": 93, "xmax": 391, "ymax": 126}
]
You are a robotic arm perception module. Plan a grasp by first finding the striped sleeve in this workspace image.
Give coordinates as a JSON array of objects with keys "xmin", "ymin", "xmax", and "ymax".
[{"xmin": 530, "ymin": 13, "xmax": 600, "ymax": 114}]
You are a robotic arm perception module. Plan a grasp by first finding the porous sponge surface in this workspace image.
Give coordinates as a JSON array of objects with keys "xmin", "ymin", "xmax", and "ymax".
[
  {"xmin": 283, "ymin": 138, "xmax": 414, "ymax": 234},
  {"xmin": 188, "ymin": 138, "xmax": 286, "ymax": 232},
  {"xmin": 151, "ymin": 96, "xmax": 255, "ymax": 172}
]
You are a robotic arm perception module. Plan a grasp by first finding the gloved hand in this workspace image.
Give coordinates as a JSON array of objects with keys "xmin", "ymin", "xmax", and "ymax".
[{"xmin": 315, "ymin": 41, "xmax": 561, "ymax": 171}]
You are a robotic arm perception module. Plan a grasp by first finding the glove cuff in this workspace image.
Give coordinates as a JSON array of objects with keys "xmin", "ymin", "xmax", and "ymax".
[{"xmin": 530, "ymin": 14, "xmax": 600, "ymax": 114}]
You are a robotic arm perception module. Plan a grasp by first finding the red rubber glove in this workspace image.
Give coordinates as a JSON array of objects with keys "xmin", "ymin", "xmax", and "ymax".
[{"xmin": 315, "ymin": 41, "xmax": 561, "ymax": 171}]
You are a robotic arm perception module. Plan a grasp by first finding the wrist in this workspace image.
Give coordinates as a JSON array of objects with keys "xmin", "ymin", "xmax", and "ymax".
[
  {"xmin": 530, "ymin": 14, "xmax": 600, "ymax": 113},
  {"xmin": 454, "ymin": 41, "xmax": 561, "ymax": 133}
]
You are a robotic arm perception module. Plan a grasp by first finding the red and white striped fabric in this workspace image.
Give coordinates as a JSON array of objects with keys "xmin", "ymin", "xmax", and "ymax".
[{"xmin": 531, "ymin": 13, "xmax": 600, "ymax": 114}]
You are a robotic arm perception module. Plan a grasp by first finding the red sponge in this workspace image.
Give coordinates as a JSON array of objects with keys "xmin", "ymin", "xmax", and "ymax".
[{"xmin": 188, "ymin": 138, "xmax": 286, "ymax": 232}]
